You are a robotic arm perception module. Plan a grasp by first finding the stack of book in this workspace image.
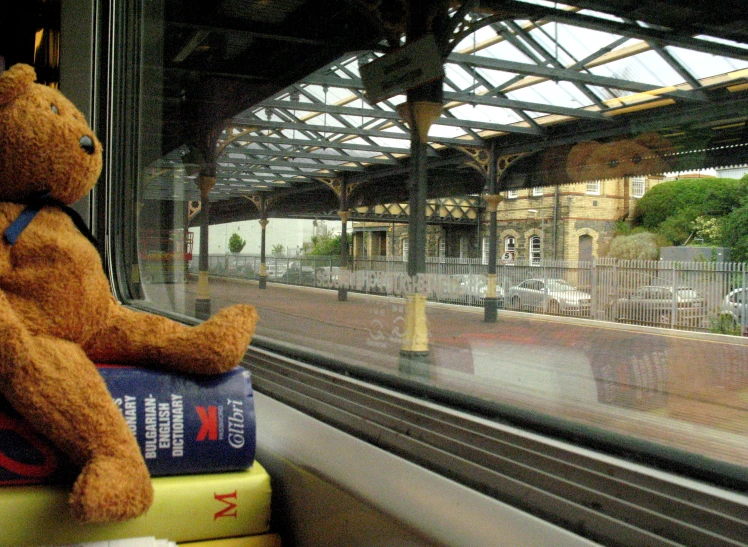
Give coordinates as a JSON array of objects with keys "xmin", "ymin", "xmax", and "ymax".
[{"xmin": 0, "ymin": 365, "xmax": 279, "ymax": 547}]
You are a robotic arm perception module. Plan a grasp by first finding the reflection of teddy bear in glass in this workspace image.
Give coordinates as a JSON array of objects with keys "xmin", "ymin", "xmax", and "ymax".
[
  {"xmin": 0, "ymin": 64, "xmax": 258, "ymax": 523},
  {"xmin": 566, "ymin": 132, "xmax": 677, "ymax": 183}
]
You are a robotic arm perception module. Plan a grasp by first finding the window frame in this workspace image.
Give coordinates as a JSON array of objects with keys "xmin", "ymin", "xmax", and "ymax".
[
  {"xmin": 97, "ymin": 2, "xmax": 748, "ymax": 545},
  {"xmin": 530, "ymin": 235, "xmax": 541, "ymax": 265},
  {"xmin": 585, "ymin": 180, "xmax": 601, "ymax": 195}
]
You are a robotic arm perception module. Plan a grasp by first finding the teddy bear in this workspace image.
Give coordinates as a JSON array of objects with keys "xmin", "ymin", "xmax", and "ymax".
[
  {"xmin": 0, "ymin": 63, "xmax": 259, "ymax": 523},
  {"xmin": 565, "ymin": 132, "xmax": 677, "ymax": 183}
]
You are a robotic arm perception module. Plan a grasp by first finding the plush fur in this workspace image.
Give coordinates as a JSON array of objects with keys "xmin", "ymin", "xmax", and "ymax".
[
  {"xmin": 0, "ymin": 64, "xmax": 258, "ymax": 523},
  {"xmin": 565, "ymin": 132, "xmax": 676, "ymax": 182}
]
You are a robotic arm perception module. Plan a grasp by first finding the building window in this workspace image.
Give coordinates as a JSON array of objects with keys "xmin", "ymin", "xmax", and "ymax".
[
  {"xmin": 438, "ymin": 238, "xmax": 446, "ymax": 259},
  {"xmin": 504, "ymin": 236, "xmax": 516, "ymax": 254},
  {"xmin": 632, "ymin": 176, "xmax": 645, "ymax": 198},
  {"xmin": 586, "ymin": 180, "xmax": 601, "ymax": 195},
  {"xmin": 401, "ymin": 239, "xmax": 408, "ymax": 262},
  {"xmin": 530, "ymin": 235, "xmax": 541, "ymax": 265},
  {"xmin": 482, "ymin": 237, "xmax": 489, "ymax": 265},
  {"xmin": 532, "ymin": 186, "xmax": 543, "ymax": 197},
  {"xmin": 459, "ymin": 237, "xmax": 468, "ymax": 259},
  {"xmin": 507, "ymin": 189, "xmax": 519, "ymax": 199}
]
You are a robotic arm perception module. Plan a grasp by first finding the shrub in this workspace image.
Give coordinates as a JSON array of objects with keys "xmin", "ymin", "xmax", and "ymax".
[{"xmin": 607, "ymin": 232, "xmax": 661, "ymax": 260}]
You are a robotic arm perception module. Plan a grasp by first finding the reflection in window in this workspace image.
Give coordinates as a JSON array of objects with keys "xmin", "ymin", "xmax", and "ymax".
[{"xmin": 120, "ymin": 0, "xmax": 748, "ymax": 502}]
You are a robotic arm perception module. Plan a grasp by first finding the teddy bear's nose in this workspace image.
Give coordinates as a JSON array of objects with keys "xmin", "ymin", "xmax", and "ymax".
[{"xmin": 79, "ymin": 135, "xmax": 95, "ymax": 155}]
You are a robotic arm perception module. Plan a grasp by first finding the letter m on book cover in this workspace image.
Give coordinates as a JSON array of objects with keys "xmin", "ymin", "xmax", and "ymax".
[
  {"xmin": 196, "ymin": 405, "xmax": 218, "ymax": 441},
  {"xmin": 214, "ymin": 490, "xmax": 238, "ymax": 519}
]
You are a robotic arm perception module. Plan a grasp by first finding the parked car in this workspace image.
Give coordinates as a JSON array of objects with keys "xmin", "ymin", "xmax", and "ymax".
[
  {"xmin": 449, "ymin": 274, "xmax": 505, "ymax": 308},
  {"xmin": 718, "ymin": 287, "xmax": 746, "ymax": 327},
  {"xmin": 264, "ymin": 261, "xmax": 286, "ymax": 280},
  {"xmin": 610, "ymin": 285, "xmax": 706, "ymax": 328},
  {"xmin": 282, "ymin": 261, "xmax": 315, "ymax": 284},
  {"xmin": 506, "ymin": 278, "xmax": 591, "ymax": 315}
]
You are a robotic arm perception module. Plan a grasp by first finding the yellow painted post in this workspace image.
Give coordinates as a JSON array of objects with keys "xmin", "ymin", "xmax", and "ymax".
[{"xmin": 398, "ymin": 101, "xmax": 441, "ymax": 360}]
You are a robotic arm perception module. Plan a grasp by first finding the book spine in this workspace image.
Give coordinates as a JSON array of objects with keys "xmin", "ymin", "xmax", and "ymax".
[
  {"xmin": 0, "ymin": 464, "xmax": 272, "ymax": 545},
  {"xmin": 0, "ymin": 366, "xmax": 256, "ymax": 484}
]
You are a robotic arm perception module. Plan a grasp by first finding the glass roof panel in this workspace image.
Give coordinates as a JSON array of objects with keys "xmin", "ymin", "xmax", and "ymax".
[
  {"xmin": 453, "ymin": 23, "xmax": 499, "ymax": 52},
  {"xmin": 448, "ymin": 102, "xmax": 524, "ymax": 125},
  {"xmin": 477, "ymin": 34, "xmax": 536, "ymax": 63},
  {"xmin": 444, "ymin": 63, "xmax": 478, "ymax": 92},
  {"xmin": 528, "ymin": 23, "xmax": 624, "ymax": 66},
  {"xmin": 587, "ymin": 49, "xmax": 683, "ymax": 87},
  {"xmin": 505, "ymin": 79, "xmax": 594, "ymax": 109},
  {"xmin": 664, "ymin": 46, "xmax": 748, "ymax": 80},
  {"xmin": 473, "ymin": 67, "xmax": 519, "ymax": 89}
]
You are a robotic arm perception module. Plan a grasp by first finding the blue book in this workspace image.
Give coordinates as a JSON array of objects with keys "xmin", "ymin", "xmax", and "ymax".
[{"xmin": 0, "ymin": 366, "xmax": 256, "ymax": 485}]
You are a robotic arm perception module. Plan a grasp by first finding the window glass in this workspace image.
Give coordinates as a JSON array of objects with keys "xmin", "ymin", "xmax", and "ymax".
[
  {"xmin": 529, "ymin": 235, "xmax": 541, "ymax": 265},
  {"xmin": 115, "ymin": 0, "xmax": 748, "ymax": 486},
  {"xmin": 586, "ymin": 180, "xmax": 601, "ymax": 195}
]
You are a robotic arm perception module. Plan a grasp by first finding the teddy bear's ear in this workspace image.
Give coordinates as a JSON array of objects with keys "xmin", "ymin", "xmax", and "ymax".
[{"xmin": 0, "ymin": 63, "xmax": 36, "ymax": 106}]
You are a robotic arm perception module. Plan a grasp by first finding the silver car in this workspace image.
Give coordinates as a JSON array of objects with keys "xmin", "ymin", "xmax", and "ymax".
[
  {"xmin": 506, "ymin": 278, "xmax": 591, "ymax": 316},
  {"xmin": 449, "ymin": 274, "xmax": 505, "ymax": 308},
  {"xmin": 719, "ymin": 288, "xmax": 746, "ymax": 328}
]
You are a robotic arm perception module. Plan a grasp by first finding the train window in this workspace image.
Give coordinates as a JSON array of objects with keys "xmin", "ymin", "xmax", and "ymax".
[{"xmin": 102, "ymin": 0, "xmax": 748, "ymax": 544}]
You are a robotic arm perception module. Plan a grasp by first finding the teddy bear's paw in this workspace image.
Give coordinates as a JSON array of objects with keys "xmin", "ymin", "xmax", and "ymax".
[
  {"xmin": 191, "ymin": 304, "xmax": 259, "ymax": 373},
  {"xmin": 69, "ymin": 456, "xmax": 154, "ymax": 523}
]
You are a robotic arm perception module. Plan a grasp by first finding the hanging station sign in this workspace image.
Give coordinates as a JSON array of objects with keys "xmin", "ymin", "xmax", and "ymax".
[{"xmin": 359, "ymin": 34, "xmax": 444, "ymax": 104}]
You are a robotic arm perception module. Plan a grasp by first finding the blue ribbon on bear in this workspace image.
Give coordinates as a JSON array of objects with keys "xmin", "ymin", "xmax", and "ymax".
[{"xmin": 3, "ymin": 191, "xmax": 98, "ymax": 247}]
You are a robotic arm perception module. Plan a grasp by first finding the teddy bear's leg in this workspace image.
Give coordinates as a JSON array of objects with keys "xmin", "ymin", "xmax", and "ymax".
[
  {"xmin": 84, "ymin": 303, "xmax": 258, "ymax": 375},
  {"xmin": 0, "ymin": 331, "xmax": 153, "ymax": 522}
]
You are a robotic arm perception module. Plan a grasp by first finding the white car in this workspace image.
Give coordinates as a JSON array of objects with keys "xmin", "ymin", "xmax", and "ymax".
[
  {"xmin": 506, "ymin": 278, "xmax": 591, "ymax": 316},
  {"xmin": 719, "ymin": 287, "xmax": 746, "ymax": 328}
]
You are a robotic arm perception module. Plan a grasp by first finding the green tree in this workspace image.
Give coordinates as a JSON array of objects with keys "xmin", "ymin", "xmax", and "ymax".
[
  {"xmin": 228, "ymin": 233, "xmax": 246, "ymax": 254},
  {"xmin": 719, "ymin": 195, "xmax": 748, "ymax": 262},
  {"xmin": 271, "ymin": 244, "xmax": 285, "ymax": 257},
  {"xmin": 632, "ymin": 176, "xmax": 748, "ymax": 247},
  {"xmin": 633, "ymin": 177, "xmax": 746, "ymax": 228},
  {"xmin": 305, "ymin": 233, "xmax": 351, "ymax": 256}
]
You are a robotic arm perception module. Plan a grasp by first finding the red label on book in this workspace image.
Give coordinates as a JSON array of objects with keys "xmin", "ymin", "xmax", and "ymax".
[
  {"xmin": 196, "ymin": 406, "xmax": 219, "ymax": 441},
  {"xmin": 213, "ymin": 490, "xmax": 238, "ymax": 519}
]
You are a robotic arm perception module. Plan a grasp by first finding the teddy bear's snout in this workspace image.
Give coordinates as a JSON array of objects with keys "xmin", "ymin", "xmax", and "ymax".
[{"xmin": 79, "ymin": 135, "xmax": 95, "ymax": 155}]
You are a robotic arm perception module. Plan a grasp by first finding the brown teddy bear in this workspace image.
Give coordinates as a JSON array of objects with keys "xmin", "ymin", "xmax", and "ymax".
[
  {"xmin": 565, "ymin": 132, "xmax": 677, "ymax": 183},
  {"xmin": 0, "ymin": 64, "xmax": 258, "ymax": 523}
]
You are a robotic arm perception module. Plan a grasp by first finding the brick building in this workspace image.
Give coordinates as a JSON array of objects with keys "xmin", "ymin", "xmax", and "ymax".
[{"xmin": 351, "ymin": 175, "xmax": 663, "ymax": 264}]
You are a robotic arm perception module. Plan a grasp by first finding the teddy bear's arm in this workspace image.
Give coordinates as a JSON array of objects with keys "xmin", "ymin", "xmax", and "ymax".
[
  {"xmin": 83, "ymin": 302, "xmax": 258, "ymax": 375},
  {"xmin": 0, "ymin": 289, "xmax": 153, "ymax": 522}
]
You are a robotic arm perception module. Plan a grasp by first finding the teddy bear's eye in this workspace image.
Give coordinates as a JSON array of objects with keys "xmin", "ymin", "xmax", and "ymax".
[
  {"xmin": 51, "ymin": 104, "xmax": 59, "ymax": 114},
  {"xmin": 608, "ymin": 159, "xmax": 619, "ymax": 168}
]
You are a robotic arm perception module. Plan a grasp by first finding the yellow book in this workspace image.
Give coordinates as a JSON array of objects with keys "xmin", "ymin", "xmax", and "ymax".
[
  {"xmin": 178, "ymin": 534, "xmax": 281, "ymax": 547},
  {"xmin": 0, "ymin": 464, "xmax": 272, "ymax": 547}
]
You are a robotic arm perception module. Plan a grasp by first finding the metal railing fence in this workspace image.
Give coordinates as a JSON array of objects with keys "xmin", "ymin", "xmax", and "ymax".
[{"xmin": 187, "ymin": 255, "xmax": 747, "ymax": 335}]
